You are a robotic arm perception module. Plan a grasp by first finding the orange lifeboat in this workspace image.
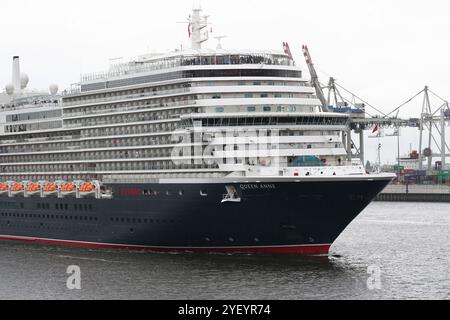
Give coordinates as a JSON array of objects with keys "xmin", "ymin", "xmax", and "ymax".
[
  {"xmin": 10, "ymin": 183, "xmax": 25, "ymax": 192},
  {"xmin": 26, "ymin": 183, "xmax": 41, "ymax": 193},
  {"xmin": 61, "ymin": 183, "xmax": 76, "ymax": 193},
  {"xmin": 43, "ymin": 183, "xmax": 58, "ymax": 193},
  {"xmin": 0, "ymin": 183, "xmax": 8, "ymax": 192},
  {"xmin": 79, "ymin": 182, "xmax": 96, "ymax": 193}
]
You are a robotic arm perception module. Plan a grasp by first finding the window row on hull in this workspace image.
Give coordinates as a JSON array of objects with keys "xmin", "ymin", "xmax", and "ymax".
[
  {"xmin": 63, "ymin": 107, "xmax": 197, "ymax": 129},
  {"xmin": 62, "ymin": 93, "xmax": 311, "ymax": 120},
  {"xmin": 63, "ymin": 95, "xmax": 198, "ymax": 118},
  {"xmin": 81, "ymin": 53, "xmax": 295, "ymax": 82},
  {"xmin": 183, "ymin": 116, "xmax": 349, "ymax": 128},
  {"xmin": 0, "ymin": 135, "xmax": 174, "ymax": 155},
  {"xmin": 0, "ymin": 162, "xmax": 221, "ymax": 176},
  {"xmin": 64, "ymin": 79, "xmax": 306, "ymax": 107},
  {"xmin": 6, "ymin": 109, "xmax": 62, "ymax": 123},
  {"xmin": 4, "ymin": 120, "xmax": 63, "ymax": 134},
  {"xmin": 0, "ymin": 141, "xmax": 343, "ymax": 164},
  {"xmin": 0, "ymin": 172, "xmax": 227, "ymax": 183},
  {"xmin": 0, "ymin": 122, "xmax": 178, "ymax": 148},
  {"xmin": 81, "ymin": 69, "xmax": 302, "ymax": 92}
]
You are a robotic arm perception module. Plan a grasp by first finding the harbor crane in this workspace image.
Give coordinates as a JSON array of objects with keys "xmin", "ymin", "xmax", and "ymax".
[
  {"xmin": 301, "ymin": 45, "xmax": 450, "ymax": 170},
  {"xmin": 302, "ymin": 45, "xmax": 329, "ymax": 112}
]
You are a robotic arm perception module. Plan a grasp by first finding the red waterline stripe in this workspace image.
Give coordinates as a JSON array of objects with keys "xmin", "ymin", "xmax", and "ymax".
[{"xmin": 0, "ymin": 235, "xmax": 331, "ymax": 255}]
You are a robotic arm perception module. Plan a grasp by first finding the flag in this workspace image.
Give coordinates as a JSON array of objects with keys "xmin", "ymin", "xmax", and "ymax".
[
  {"xmin": 372, "ymin": 125, "xmax": 379, "ymax": 134},
  {"xmin": 188, "ymin": 23, "xmax": 192, "ymax": 38}
]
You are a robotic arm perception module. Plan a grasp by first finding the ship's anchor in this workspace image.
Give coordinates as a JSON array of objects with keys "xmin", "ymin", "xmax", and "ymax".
[{"xmin": 221, "ymin": 185, "xmax": 241, "ymax": 204}]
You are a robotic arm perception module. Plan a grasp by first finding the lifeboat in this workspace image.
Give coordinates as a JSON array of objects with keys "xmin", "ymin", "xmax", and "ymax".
[
  {"xmin": 0, "ymin": 183, "xmax": 9, "ymax": 192},
  {"xmin": 79, "ymin": 182, "xmax": 98, "ymax": 198},
  {"xmin": 61, "ymin": 183, "xmax": 77, "ymax": 193},
  {"xmin": 0, "ymin": 183, "xmax": 9, "ymax": 194},
  {"xmin": 79, "ymin": 182, "xmax": 96, "ymax": 193},
  {"xmin": 26, "ymin": 183, "xmax": 41, "ymax": 193},
  {"xmin": 43, "ymin": 183, "xmax": 58, "ymax": 193},
  {"xmin": 10, "ymin": 183, "xmax": 25, "ymax": 195}
]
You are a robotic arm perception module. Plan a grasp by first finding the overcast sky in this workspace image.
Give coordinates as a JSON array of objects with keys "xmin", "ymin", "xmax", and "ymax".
[{"xmin": 1, "ymin": 0, "xmax": 449, "ymax": 164}]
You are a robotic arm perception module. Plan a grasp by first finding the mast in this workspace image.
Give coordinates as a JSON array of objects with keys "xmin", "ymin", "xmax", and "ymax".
[
  {"xmin": 302, "ymin": 45, "xmax": 329, "ymax": 112},
  {"xmin": 188, "ymin": 2, "xmax": 209, "ymax": 50},
  {"xmin": 12, "ymin": 56, "xmax": 21, "ymax": 96}
]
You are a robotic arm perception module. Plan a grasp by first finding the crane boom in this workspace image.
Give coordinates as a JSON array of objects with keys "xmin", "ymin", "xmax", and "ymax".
[{"xmin": 302, "ymin": 45, "xmax": 329, "ymax": 112}]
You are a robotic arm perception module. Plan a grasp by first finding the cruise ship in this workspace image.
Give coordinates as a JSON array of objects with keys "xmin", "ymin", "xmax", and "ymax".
[{"xmin": 0, "ymin": 5, "xmax": 394, "ymax": 255}]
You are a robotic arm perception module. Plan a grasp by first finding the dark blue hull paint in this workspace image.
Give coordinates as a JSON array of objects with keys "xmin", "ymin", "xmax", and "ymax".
[{"xmin": 0, "ymin": 179, "xmax": 391, "ymax": 254}]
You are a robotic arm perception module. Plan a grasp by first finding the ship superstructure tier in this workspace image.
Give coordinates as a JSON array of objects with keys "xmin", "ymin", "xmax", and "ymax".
[{"xmin": 0, "ymin": 48, "xmax": 363, "ymax": 184}]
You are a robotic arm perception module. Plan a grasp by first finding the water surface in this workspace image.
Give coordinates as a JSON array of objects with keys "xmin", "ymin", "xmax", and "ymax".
[{"xmin": 0, "ymin": 202, "xmax": 448, "ymax": 300}]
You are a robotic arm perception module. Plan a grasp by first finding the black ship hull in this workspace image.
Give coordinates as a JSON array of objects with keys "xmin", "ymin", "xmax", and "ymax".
[{"xmin": 0, "ymin": 176, "xmax": 392, "ymax": 255}]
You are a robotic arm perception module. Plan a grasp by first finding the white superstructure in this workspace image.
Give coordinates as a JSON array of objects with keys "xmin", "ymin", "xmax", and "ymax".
[{"xmin": 0, "ymin": 6, "xmax": 366, "ymax": 184}]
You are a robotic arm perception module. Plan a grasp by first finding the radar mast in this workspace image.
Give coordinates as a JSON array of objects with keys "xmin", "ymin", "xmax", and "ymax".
[{"xmin": 188, "ymin": 2, "xmax": 210, "ymax": 49}]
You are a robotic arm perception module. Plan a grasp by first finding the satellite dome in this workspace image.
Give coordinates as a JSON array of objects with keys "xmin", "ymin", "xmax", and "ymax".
[
  {"xmin": 5, "ymin": 84, "xmax": 14, "ymax": 95},
  {"xmin": 20, "ymin": 73, "xmax": 29, "ymax": 90},
  {"xmin": 49, "ymin": 84, "xmax": 59, "ymax": 95}
]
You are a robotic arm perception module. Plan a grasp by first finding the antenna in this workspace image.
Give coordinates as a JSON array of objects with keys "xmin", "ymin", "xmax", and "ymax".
[
  {"xmin": 214, "ymin": 35, "xmax": 227, "ymax": 49},
  {"xmin": 192, "ymin": 0, "xmax": 202, "ymax": 11}
]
